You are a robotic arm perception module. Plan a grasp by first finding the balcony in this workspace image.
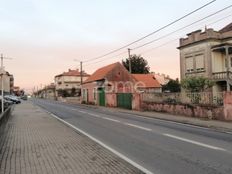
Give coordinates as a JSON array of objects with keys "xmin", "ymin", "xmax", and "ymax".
[{"xmin": 212, "ymin": 71, "xmax": 232, "ymax": 81}]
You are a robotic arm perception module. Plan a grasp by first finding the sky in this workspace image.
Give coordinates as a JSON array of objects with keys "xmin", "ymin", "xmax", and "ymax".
[{"xmin": 0, "ymin": 0, "xmax": 231, "ymax": 92}]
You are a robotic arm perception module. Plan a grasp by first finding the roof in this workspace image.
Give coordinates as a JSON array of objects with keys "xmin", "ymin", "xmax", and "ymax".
[
  {"xmin": 132, "ymin": 74, "xmax": 161, "ymax": 88},
  {"xmin": 220, "ymin": 23, "xmax": 232, "ymax": 33},
  {"xmin": 84, "ymin": 62, "xmax": 120, "ymax": 83},
  {"xmin": 55, "ymin": 69, "xmax": 90, "ymax": 77}
]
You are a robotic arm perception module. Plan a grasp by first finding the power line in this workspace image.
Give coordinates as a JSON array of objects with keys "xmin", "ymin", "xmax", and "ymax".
[
  {"xmin": 83, "ymin": 0, "xmax": 216, "ymax": 63},
  {"xmin": 83, "ymin": 7, "xmax": 232, "ymax": 66},
  {"xmin": 132, "ymin": 4, "xmax": 232, "ymax": 50},
  {"xmin": 84, "ymin": 51, "xmax": 127, "ymax": 67},
  {"xmin": 138, "ymin": 12, "xmax": 232, "ymax": 55}
]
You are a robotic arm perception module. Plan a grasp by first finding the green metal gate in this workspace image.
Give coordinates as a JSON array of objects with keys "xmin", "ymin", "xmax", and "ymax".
[
  {"xmin": 117, "ymin": 93, "xmax": 132, "ymax": 110},
  {"xmin": 98, "ymin": 88, "xmax": 105, "ymax": 106}
]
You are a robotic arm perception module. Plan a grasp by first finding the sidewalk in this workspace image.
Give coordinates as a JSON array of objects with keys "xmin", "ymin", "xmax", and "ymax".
[
  {"xmin": 0, "ymin": 101, "xmax": 143, "ymax": 174},
  {"xmin": 80, "ymin": 104, "xmax": 232, "ymax": 133}
]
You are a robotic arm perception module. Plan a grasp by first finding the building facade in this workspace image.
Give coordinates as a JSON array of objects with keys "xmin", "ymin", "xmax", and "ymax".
[
  {"xmin": 0, "ymin": 69, "xmax": 14, "ymax": 94},
  {"xmin": 178, "ymin": 23, "xmax": 232, "ymax": 94},
  {"xmin": 55, "ymin": 69, "xmax": 90, "ymax": 97}
]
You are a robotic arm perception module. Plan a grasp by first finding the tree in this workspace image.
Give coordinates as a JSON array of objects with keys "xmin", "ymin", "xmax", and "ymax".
[
  {"xmin": 162, "ymin": 78, "xmax": 181, "ymax": 92},
  {"xmin": 122, "ymin": 54, "xmax": 150, "ymax": 74},
  {"xmin": 181, "ymin": 76, "xmax": 214, "ymax": 92}
]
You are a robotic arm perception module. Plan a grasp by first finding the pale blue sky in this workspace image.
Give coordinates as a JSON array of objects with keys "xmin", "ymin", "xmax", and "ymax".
[{"xmin": 0, "ymin": 0, "xmax": 231, "ymax": 91}]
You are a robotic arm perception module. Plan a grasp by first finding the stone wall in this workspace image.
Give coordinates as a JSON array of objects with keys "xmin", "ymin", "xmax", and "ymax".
[{"xmin": 142, "ymin": 101, "xmax": 224, "ymax": 120}]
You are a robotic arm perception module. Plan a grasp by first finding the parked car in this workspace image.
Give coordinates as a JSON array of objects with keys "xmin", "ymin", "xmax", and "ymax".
[
  {"xmin": 4, "ymin": 95, "xmax": 21, "ymax": 104},
  {"xmin": 21, "ymin": 95, "xmax": 28, "ymax": 100},
  {"xmin": 0, "ymin": 96, "xmax": 14, "ymax": 112}
]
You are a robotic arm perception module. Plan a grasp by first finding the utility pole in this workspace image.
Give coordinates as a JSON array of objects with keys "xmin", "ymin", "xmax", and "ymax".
[{"xmin": 128, "ymin": 48, "xmax": 132, "ymax": 73}]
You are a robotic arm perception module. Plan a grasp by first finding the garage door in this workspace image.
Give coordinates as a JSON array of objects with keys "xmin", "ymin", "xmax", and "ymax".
[{"xmin": 117, "ymin": 93, "xmax": 132, "ymax": 110}]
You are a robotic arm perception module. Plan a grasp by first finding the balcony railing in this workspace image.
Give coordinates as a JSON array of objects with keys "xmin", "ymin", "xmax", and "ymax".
[{"xmin": 212, "ymin": 71, "xmax": 232, "ymax": 80}]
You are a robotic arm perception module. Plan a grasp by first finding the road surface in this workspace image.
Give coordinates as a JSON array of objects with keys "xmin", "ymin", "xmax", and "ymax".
[{"xmin": 33, "ymin": 99, "xmax": 232, "ymax": 174}]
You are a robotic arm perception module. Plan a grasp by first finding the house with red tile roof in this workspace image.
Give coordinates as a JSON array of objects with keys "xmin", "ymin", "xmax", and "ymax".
[
  {"xmin": 132, "ymin": 74, "xmax": 162, "ymax": 93},
  {"xmin": 82, "ymin": 62, "xmax": 137, "ymax": 108},
  {"xmin": 55, "ymin": 69, "xmax": 90, "ymax": 97}
]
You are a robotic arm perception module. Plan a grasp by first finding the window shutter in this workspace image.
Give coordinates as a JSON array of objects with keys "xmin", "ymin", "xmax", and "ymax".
[
  {"xmin": 185, "ymin": 57, "xmax": 194, "ymax": 72},
  {"xmin": 195, "ymin": 54, "xmax": 204, "ymax": 71}
]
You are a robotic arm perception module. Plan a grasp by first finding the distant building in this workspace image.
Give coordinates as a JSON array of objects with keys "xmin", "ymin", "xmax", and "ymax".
[
  {"xmin": 55, "ymin": 69, "xmax": 90, "ymax": 97},
  {"xmin": 132, "ymin": 74, "xmax": 162, "ymax": 93},
  {"xmin": 0, "ymin": 69, "xmax": 14, "ymax": 94},
  {"xmin": 82, "ymin": 62, "xmax": 136, "ymax": 108},
  {"xmin": 178, "ymin": 23, "xmax": 232, "ymax": 94},
  {"xmin": 153, "ymin": 73, "xmax": 170, "ymax": 86},
  {"xmin": 38, "ymin": 83, "xmax": 56, "ymax": 99}
]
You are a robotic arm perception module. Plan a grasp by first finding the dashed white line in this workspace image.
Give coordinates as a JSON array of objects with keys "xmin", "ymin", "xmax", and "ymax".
[
  {"xmin": 124, "ymin": 123, "xmax": 152, "ymax": 131},
  {"xmin": 163, "ymin": 133, "xmax": 227, "ymax": 151},
  {"xmin": 49, "ymin": 113, "xmax": 153, "ymax": 174},
  {"xmin": 79, "ymin": 110, "xmax": 87, "ymax": 114},
  {"xmin": 71, "ymin": 108, "xmax": 78, "ymax": 111},
  {"xmin": 101, "ymin": 117, "xmax": 120, "ymax": 123},
  {"xmin": 88, "ymin": 113, "xmax": 101, "ymax": 118},
  {"xmin": 226, "ymin": 131, "xmax": 232, "ymax": 135}
]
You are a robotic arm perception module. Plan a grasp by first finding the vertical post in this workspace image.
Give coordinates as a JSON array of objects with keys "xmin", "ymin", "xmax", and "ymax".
[
  {"xmin": 80, "ymin": 61, "xmax": 83, "ymax": 85},
  {"xmin": 225, "ymin": 46, "xmax": 230, "ymax": 91},
  {"xmin": 1, "ymin": 54, "xmax": 4, "ymax": 113},
  {"xmin": 128, "ymin": 48, "xmax": 132, "ymax": 73}
]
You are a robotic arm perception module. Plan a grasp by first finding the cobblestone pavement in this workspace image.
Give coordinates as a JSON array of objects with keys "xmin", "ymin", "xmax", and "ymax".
[{"xmin": 0, "ymin": 102, "xmax": 144, "ymax": 174}]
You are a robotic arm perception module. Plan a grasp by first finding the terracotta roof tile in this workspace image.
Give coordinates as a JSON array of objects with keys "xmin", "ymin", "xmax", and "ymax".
[
  {"xmin": 220, "ymin": 23, "xmax": 232, "ymax": 33},
  {"xmin": 84, "ymin": 62, "xmax": 120, "ymax": 83},
  {"xmin": 132, "ymin": 74, "xmax": 161, "ymax": 88},
  {"xmin": 55, "ymin": 69, "xmax": 90, "ymax": 77}
]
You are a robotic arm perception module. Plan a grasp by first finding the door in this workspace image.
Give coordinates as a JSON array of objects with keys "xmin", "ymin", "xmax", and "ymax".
[
  {"xmin": 117, "ymin": 93, "xmax": 132, "ymax": 110},
  {"xmin": 98, "ymin": 88, "xmax": 105, "ymax": 106}
]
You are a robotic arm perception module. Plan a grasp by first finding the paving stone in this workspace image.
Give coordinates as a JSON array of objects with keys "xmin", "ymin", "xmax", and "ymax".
[{"xmin": 0, "ymin": 102, "xmax": 144, "ymax": 174}]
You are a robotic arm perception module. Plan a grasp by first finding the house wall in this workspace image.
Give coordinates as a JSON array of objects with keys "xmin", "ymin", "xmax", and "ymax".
[
  {"xmin": 81, "ymin": 82, "xmax": 97, "ymax": 104},
  {"xmin": 105, "ymin": 93, "xmax": 117, "ymax": 107},
  {"xmin": 223, "ymin": 92, "xmax": 232, "ymax": 120}
]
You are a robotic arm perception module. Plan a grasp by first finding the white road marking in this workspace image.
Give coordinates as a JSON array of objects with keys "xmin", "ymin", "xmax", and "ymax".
[
  {"xmin": 79, "ymin": 110, "xmax": 87, "ymax": 114},
  {"xmin": 226, "ymin": 131, "xmax": 232, "ymax": 135},
  {"xmin": 71, "ymin": 108, "xmax": 78, "ymax": 111},
  {"xmin": 49, "ymin": 113, "xmax": 153, "ymax": 174},
  {"xmin": 163, "ymin": 133, "xmax": 227, "ymax": 151},
  {"xmin": 124, "ymin": 123, "xmax": 152, "ymax": 131},
  {"xmin": 101, "ymin": 117, "xmax": 120, "ymax": 123},
  {"xmin": 88, "ymin": 113, "xmax": 101, "ymax": 118}
]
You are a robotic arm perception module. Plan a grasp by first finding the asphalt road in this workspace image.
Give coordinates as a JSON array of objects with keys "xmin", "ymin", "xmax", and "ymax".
[{"xmin": 33, "ymin": 99, "xmax": 232, "ymax": 174}]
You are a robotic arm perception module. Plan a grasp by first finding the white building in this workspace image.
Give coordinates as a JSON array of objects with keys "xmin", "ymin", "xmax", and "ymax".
[{"xmin": 55, "ymin": 69, "xmax": 90, "ymax": 97}]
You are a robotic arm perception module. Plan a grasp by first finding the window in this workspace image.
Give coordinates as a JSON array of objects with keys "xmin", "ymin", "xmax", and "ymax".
[
  {"xmin": 185, "ymin": 57, "xmax": 194, "ymax": 73},
  {"xmin": 195, "ymin": 54, "xmax": 204, "ymax": 71}
]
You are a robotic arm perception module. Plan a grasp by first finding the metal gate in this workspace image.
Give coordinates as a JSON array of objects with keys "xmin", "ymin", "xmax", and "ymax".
[
  {"xmin": 117, "ymin": 93, "xmax": 132, "ymax": 110},
  {"xmin": 98, "ymin": 88, "xmax": 105, "ymax": 106}
]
